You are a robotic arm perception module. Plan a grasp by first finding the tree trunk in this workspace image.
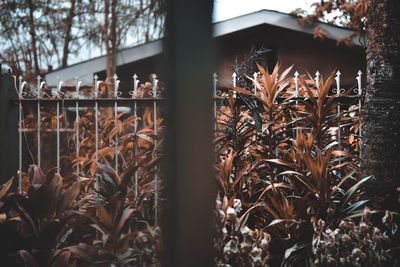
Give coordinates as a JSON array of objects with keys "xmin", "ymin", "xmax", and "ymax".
[
  {"xmin": 61, "ymin": 0, "xmax": 76, "ymax": 67},
  {"xmin": 104, "ymin": 0, "xmax": 118, "ymax": 79},
  {"xmin": 363, "ymin": 0, "xmax": 400, "ymax": 203},
  {"xmin": 27, "ymin": 0, "xmax": 40, "ymax": 75}
]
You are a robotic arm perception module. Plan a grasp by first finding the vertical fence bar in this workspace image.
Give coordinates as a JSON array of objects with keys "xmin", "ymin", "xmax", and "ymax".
[
  {"xmin": 132, "ymin": 74, "xmax": 139, "ymax": 198},
  {"xmin": 93, "ymin": 76, "xmax": 100, "ymax": 238},
  {"xmin": 252, "ymin": 72, "xmax": 258, "ymax": 144},
  {"xmin": 75, "ymin": 79, "xmax": 81, "ymax": 175},
  {"xmin": 94, "ymin": 75, "xmax": 99, "ymax": 162},
  {"xmin": 213, "ymin": 73, "xmax": 217, "ymax": 131},
  {"xmin": 18, "ymin": 77, "xmax": 22, "ymax": 192},
  {"xmin": 113, "ymin": 74, "xmax": 120, "ymax": 174},
  {"xmin": 56, "ymin": 81, "xmax": 62, "ymax": 172},
  {"xmin": 18, "ymin": 76, "xmax": 26, "ymax": 193},
  {"xmin": 356, "ymin": 70, "xmax": 363, "ymax": 160},
  {"xmin": 335, "ymin": 70, "xmax": 341, "ymax": 146},
  {"xmin": 335, "ymin": 71, "xmax": 342, "ymax": 176},
  {"xmin": 294, "ymin": 71, "xmax": 299, "ymax": 140},
  {"xmin": 36, "ymin": 76, "xmax": 41, "ymax": 169},
  {"xmin": 152, "ymin": 74, "xmax": 159, "ymax": 224}
]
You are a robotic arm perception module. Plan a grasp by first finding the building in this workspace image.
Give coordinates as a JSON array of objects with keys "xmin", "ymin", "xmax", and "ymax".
[{"xmin": 45, "ymin": 9, "xmax": 366, "ymax": 89}]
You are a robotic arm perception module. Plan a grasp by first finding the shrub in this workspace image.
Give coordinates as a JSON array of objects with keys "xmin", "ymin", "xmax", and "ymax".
[
  {"xmin": 214, "ymin": 63, "xmax": 399, "ymax": 266},
  {"xmin": 0, "ymin": 78, "xmax": 164, "ymax": 266}
]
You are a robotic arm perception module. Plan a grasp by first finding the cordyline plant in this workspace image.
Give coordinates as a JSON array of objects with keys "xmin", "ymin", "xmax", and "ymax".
[
  {"xmin": 214, "ymin": 63, "xmax": 399, "ymax": 267},
  {"xmin": 1, "ymin": 78, "xmax": 164, "ymax": 266}
]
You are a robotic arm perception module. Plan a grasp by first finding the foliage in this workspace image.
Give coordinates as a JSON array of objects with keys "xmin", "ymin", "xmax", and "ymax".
[
  {"xmin": 2, "ymin": 62, "xmax": 399, "ymax": 266},
  {"xmin": 214, "ymin": 196, "xmax": 271, "ymax": 267},
  {"xmin": 0, "ymin": 78, "xmax": 163, "ymax": 266},
  {"xmin": 214, "ymin": 63, "xmax": 399, "ymax": 266},
  {"xmin": 0, "ymin": 167, "xmax": 162, "ymax": 266},
  {"xmin": 291, "ymin": 0, "xmax": 370, "ymax": 46},
  {"xmin": 312, "ymin": 210, "xmax": 398, "ymax": 267}
]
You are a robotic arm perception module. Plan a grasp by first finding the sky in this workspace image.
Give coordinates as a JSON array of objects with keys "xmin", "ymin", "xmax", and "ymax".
[{"xmin": 213, "ymin": 0, "xmax": 311, "ymax": 21}]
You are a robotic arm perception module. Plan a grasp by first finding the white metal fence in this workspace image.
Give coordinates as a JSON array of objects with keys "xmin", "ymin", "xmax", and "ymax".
[{"xmin": 16, "ymin": 69, "xmax": 363, "ymax": 221}]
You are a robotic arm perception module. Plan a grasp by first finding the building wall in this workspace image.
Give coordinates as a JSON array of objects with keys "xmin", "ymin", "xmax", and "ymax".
[
  {"xmin": 82, "ymin": 24, "xmax": 366, "ymax": 92},
  {"xmin": 215, "ymin": 25, "xmax": 366, "ymax": 88}
]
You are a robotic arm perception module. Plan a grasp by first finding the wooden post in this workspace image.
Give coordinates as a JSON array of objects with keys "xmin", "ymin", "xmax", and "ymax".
[
  {"xmin": 0, "ymin": 73, "xmax": 19, "ymax": 187},
  {"xmin": 163, "ymin": 1, "xmax": 215, "ymax": 266}
]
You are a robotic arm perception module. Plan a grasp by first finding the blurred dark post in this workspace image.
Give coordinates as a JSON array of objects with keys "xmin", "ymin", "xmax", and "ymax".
[
  {"xmin": 0, "ymin": 68, "xmax": 19, "ymax": 187},
  {"xmin": 163, "ymin": 0, "xmax": 215, "ymax": 266}
]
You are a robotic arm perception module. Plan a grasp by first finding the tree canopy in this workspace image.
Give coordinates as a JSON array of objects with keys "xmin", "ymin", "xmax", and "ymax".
[{"xmin": 0, "ymin": 0, "xmax": 165, "ymax": 80}]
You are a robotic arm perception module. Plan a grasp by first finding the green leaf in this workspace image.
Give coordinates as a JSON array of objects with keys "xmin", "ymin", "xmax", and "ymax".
[
  {"xmin": 340, "ymin": 176, "xmax": 372, "ymax": 208},
  {"xmin": 342, "ymin": 199, "xmax": 369, "ymax": 214}
]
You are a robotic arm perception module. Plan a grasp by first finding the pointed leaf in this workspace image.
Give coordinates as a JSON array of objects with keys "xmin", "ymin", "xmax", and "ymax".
[
  {"xmin": 0, "ymin": 177, "xmax": 13, "ymax": 199},
  {"xmin": 116, "ymin": 208, "xmax": 134, "ymax": 236}
]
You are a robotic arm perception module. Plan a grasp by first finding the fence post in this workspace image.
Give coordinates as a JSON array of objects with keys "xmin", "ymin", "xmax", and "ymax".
[
  {"xmin": 113, "ymin": 74, "xmax": 120, "ymax": 175},
  {"xmin": 56, "ymin": 80, "xmax": 62, "ymax": 173},
  {"xmin": 151, "ymin": 73, "xmax": 159, "ymax": 224},
  {"xmin": 37, "ymin": 76, "xmax": 42, "ymax": 169},
  {"xmin": 213, "ymin": 73, "xmax": 218, "ymax": 131},
  {"xmin": 130, "ymin": 74, "xmax": 139, "ymax": 199},
  {"xmin": 0, "ymin": 73, "xmax": 19, "ymax": 187},
  {"xmin": 164, "ymin": 0, "xmax": 215, "ymax": 266},
  {"xmin": 94, "ymin": 75, "xmax": 99, "ymax": 162},
  {"xmin": 75, "ymin": 78, "xmax": 81, "ymax": 175},
  {"xmin": 335, "ymin": 71, "xmax": 342, "ymax": 177},
  {"xmin": 18, "ymin": 76, "xmax": 26, "ymax": 193}
]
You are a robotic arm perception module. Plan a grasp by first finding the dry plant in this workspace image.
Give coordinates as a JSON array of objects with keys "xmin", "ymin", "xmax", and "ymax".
[
  {"xmin": 214, "ymin": 63, "xmax": 399, "ymax": 267},
  {"xmin": 1, "ymin": 65, "xmax": 398, "ymax": 266},
  {"xmin": 0, "ymin": 78, "xmax": 164, "ymax": 266}
]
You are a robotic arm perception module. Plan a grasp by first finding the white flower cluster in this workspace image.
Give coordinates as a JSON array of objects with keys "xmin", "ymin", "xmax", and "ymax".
[
  {"xmin": 312, "ymin": 211, "xmax": 396, "ymax": 267},
  {"xmin": 215, "ymin": 197, "xmax": 271, "ymax": 267}
]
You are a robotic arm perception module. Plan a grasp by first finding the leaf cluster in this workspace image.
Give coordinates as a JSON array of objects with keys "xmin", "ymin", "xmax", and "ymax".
[
  {"xmin": 214, "ymin": 63, "xmax": 397, "ymax": 266},
  {"xmin": 1, "ymin": 77, "xmax": 164, "ymax": 266}
]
